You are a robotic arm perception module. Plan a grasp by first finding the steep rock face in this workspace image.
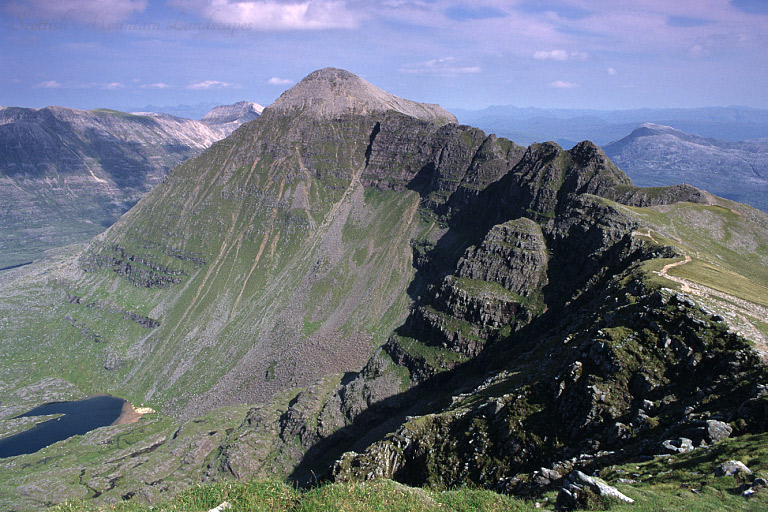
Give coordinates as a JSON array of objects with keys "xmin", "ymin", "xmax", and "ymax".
[
  {"xmin": 455, "ymin": 219, "xmax": 548, "ymax": 297},
  {"xmin": 0, "ymin": 104, "xmax": 258, "ymax": 268},
  {"xmin": 603, "ymin": 122, "xmax": 768, "ymax": 212}
]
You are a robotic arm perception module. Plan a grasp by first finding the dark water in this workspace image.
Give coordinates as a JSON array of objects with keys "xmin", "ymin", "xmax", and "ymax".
[{"xmin": 0, "ymin": 395, "xmax": 127, "ymax": 458}]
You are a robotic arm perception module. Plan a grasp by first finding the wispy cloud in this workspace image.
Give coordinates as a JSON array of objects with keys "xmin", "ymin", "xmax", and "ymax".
[
  {"xmin": 169, "ymin": 0, "xmax": 362, "ymax": 30},
  {"xmin": 33, "ymin": 80, "xmax": 63, "ymax": 89},
  {"xmin": 187, "ymin": 80, "xmax": 240, "ymax": 90},
  {"xmin": 549, "ymin": 80, "xmax": 578, "ymax": 89},
  {"xmin": 606, "ymin": 67, "xmax": 617, "ymax": 75},
  {"xmin": 102, "ymin": 82, "xmax": 124, "ymax": 90},
  {"xmin": 5, "ymin": 0, "xmax": 147, "ymax": 24},
  {"xmin": 141, "ymin": 82, "xmax": 171, "ymax": 89},
  {"xmin": 533, "ymin": 49, "xmax": 587, "ymax": 61},
  {"xmin": 268, "ymin": 77, "xmax": 294, "ymax": 86},
  {"xmin": 399, "ymin": 57, "xmax": 481, "ymax": 76}
]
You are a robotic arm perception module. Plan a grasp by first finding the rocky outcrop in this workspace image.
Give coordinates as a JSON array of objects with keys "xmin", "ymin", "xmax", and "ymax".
[
  {"xmin": 332, "ymin": 267, "xmax": 768, "ymax": 494},
  {"xmin": 556, "ymin": 470, "xmax": 634, "ymax": 509},
  {"xmin": 455, "ymin": 219, "xmax": 548, "ymax": 297}
]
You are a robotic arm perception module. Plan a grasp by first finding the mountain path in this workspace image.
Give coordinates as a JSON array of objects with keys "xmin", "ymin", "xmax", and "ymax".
[{"xmin": 643, "ymin": 233, "xmax": 768, "ymax": 360}]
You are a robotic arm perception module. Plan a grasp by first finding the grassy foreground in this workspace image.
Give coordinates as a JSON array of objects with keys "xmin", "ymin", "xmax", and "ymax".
[
  {"xmin": 51, "ymin": 479, "xmax": 527, "ymax": 512},
  {"xmin": 50, "ymin": 433, "xmax": 768, "ymax": 511}
]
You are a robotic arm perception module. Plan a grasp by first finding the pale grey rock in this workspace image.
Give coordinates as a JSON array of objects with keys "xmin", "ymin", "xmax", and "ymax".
[
  {"xmin": 266, "ymin": 68, "xmax": 457, "ymax": 125},
  {"xmin": 556, "ymin": 470, "xmax": 634, "ymax": 508},
  {"xmin": 662, "ymin": 437, "xmax": 695, "ymax": 454},
  {"xmin": 714, "ymin": 460, "xmax": 752, "ymax": 477},
  {"xmin": 704, "ymin": 419, "xmax": 733, "ymax": 444}
]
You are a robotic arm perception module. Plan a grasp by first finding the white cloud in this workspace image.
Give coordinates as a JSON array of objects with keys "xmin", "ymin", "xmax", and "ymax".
[
  {"xmin": 399, "ymin": 57, "xmax": 481, "ymax": 76},
  {"xmin": 34, "ymin": 80, "xmax": 63, "ymax": 89},
  {"xmin": 533, "ymin": 49, "xmax": 588, "ymax": 61},
  {"xmin": 102, "ymin": 82, "xmax": 124, "ymax": 89},
  {"xmin": 5, "ymin": 0, "xmax": 147, "ymax": 24},
  {"xmin": 187, "ymin": 80, "xmax": 240, "ymax": 90},
  {"xmin": 268, "ymin": 77, "xmax": 294, "ymax": 85},
  {"xmin": 169, "ymin": 0, "xmax": 362, "ymax": 30},
  {"xmin": 607, "ymin": 67, "xmax": 617, "ymax": 75},
  {"xmin": 141, "ymin": 82, "xmax": 171, "ymax": 89},
  {"xmin": 548, "ymin": 80, "xmax": 578, "ymax": 89}
]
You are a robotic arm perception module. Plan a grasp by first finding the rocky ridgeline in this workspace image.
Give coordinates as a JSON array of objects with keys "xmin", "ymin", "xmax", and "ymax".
[
  {"xmin": 195, "ymin": 71, "xmax": 766, "ymax": 500},
  {"xmin": 331, "ymin": 277, "xmax": 768, "ymax": 495}
]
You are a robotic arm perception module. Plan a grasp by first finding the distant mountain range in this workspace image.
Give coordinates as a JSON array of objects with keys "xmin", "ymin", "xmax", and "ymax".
[
  {"xmin": 603, "ymin": 123, "xmax": 768, "ymax": 212},
  {"xmin": 0, "ymin": 102, "xmax": 262, "ymax": 268},
  {"xmin": 453, "ymin": 105, "xmax": 768, "ymax": 147},
  {"xmin": 125, "ymin": 102, "xmax": 221, "ymax": 120}
]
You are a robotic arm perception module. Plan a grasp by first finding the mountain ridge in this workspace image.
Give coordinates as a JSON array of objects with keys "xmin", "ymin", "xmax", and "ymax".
[{"xmin": 0, "ymin": 102, "xmax": 261, "ymax": 268}]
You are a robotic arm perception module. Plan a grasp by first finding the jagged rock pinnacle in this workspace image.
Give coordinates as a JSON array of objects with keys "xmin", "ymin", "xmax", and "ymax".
[{"xmin": 266, "ymin": 67, "xmax": 457, "ymax": 124}]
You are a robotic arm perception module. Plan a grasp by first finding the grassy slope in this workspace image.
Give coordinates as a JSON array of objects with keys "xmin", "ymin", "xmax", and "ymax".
[{"xmin": 0, "ymin": 113, "xmax": 431, "ymax": 417}]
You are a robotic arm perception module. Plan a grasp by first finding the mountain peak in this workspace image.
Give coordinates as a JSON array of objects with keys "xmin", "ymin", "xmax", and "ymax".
[
  {"xmin": 200, "ymin": 101, "xmax": 263, "ymax": 125},
  {"xmin": 266, "ymin": 67, "xmax": 457, "ymax": 124}
]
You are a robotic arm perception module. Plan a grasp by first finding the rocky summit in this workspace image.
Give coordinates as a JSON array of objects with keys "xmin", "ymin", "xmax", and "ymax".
[
  {"xmin": 268, "ymin": 67, "xmax": 457, "ymax": 123},
  {"xmin": 0, "ymin": 69, "xmax": 767, "ymax": 511}
]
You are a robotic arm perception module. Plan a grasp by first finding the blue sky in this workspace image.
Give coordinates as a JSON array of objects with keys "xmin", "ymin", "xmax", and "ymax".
[{"xmin": 2, "ymin": 0, "xmax": 767, "ymax": 112}]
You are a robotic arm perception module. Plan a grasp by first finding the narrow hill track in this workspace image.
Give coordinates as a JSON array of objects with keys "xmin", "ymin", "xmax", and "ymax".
[{"xmin": 644, "ymin": 234, "xmax": 768, "ymax": 359}]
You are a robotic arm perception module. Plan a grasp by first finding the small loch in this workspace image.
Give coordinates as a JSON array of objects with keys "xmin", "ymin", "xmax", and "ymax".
[{"xmin": 0, "ymin": 395, "xmax": 133, "ymax": 458}]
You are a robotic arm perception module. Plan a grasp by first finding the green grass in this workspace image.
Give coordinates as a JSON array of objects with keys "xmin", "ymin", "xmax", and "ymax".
[
  {"xmin": 51, "ymin": 479, "xmax": 530, "ymax": 512},
  {"xmin": 599, "ymin": 432, "xmax": 768, "ymax": 512},
  {"xmin": 667, "ymin": 258, "xmax": 768, "ymax": 308}
]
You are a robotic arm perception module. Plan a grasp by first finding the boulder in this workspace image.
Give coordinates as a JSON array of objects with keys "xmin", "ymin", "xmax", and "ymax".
[
  {"xmin": 661, "ymin": 437, "xmax": 694, "ymax": 454},
  {"xmin": 556, "ymin": 470, "xmax": 634, "ymax": 509},
  {"xmin": 714, "ymin": 460, "xmax": 752, "ymax": 477},
  {"xmin": 704, "ymin": 420, "xmax": 733, "ymax": 444}
]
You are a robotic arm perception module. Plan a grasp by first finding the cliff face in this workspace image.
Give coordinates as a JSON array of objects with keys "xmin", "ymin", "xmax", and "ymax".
[{"xmin": 0, "ymin": 104, "xmax": 258, "ymax": 268}]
